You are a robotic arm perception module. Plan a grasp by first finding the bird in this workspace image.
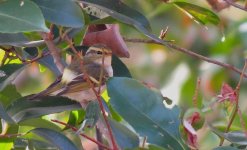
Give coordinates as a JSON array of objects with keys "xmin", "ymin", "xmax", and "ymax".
[{"xmin": 32, "ymin": 44, "xmax": 113, "ymax": 108}]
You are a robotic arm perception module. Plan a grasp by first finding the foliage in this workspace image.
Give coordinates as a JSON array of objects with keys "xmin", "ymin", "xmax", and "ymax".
[{"xmin": 0, "ymin": 0, "xmax": 247, "ymax": 150}]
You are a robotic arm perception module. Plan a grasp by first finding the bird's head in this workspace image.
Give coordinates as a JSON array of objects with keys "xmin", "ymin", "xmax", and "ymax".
[{"xmin": 82, "ymin": 44, "xmax": 112, "ymax": 67}]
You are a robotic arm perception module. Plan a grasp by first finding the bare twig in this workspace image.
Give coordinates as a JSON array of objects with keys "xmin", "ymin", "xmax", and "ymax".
[
  {"xmin": 123, "ymin": 37, "xmax": 247, "ymax": 78},
  {"xmin": 193, "ymin": 78, "xmax": 201, "ymax": 108},
  {"xmin": 80, "ymin": 62, "xmax": 118, "ymax": 150},
  {"xmin": 40, "ymin": 32, "xmax": 64, "ymax": 73},
  {"xmin": 206, "ymin": 0, "xmax": 239, "ymax": 11},
  {"xmin": 51, "ymin": 119, "xmax": 112, "ymax": 150},
  {"xmin": 65, "ymin": 37, "xmax": 118, "ymax": 150},
  {"xmin": 0, "ymin": 133, "xmax": 23, "ymax": 138},
  {"xmin": 219, "ymin": 59, "xmax": 247, "ymax": 146},
  {"xmin": 223, "ymin": 0, "xmax": 247, "ymax": 11}
]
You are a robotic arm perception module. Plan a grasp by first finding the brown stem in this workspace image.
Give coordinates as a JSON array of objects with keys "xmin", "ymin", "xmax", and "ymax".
[
  {"xmin": 96, "ymin": 127, "xmax": 104, "ymax": 150},
  {"xmin": 223, "ymin": 0, "xmax": 247, "ymax": 11},
  {"xmin": 123, "ymin": 37, "xmax": 247, "ymax": 78},
  {"xmin": 219, "ymin": 59, "xmax": 247, "ymax": 146},
  {"xmin": 65, "ymin": 37, "xmax": 118, "ymax": 150},
  {"xmin": 0, "ymin": 133, "xmax": 23, "ymax": 138},
  {"xmin": 40, "ymin": 32, "xmax": 64, "ymax": 73},
  {"xmin": 82, "ymin": 68, "xmax": 118, "ymax": 150},
  {"xmin": 192, "ymin": 78, "xmax": 201, "ymax": 108},
  {"xmin": 51, "ymin": 119, "xmax": 112, "ymax": 150}
]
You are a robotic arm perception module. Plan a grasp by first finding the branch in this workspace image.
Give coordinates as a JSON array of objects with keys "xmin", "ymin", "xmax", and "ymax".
[
  {"xmin": 206, "ymin": 0, "xmax": 239, "ymax": 11},
  {"xmin": 51, "ymin": 119, "xmax": 112, "ymax": 150},
  {"xmin": 123, "ymin": 37, "xmax": 247, "ymax": 78},
  {"xmin": 223, "ymin": 0, "xmax": 247, "ymax": 11},
  {"xmin": 40, "ymin": 32, "xmax": 65, "ymax": 73},
  {"xmin": 219, "ymin": 59, "xmax": 247, "ymax": 146}
]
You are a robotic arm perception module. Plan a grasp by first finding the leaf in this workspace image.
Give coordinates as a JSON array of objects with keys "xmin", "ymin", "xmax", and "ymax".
[
  {"xmin": 210, "ymin": 126, "xmax": 247, "ymax": 145},
  {"xmin": 30, "ymin": 128, "xmax": 79, "ymax": 150},
  {"xmin": 80, "ymin": 0, "xmax": 167, "ymax": 45},
  {"xmin": 0, "ymin": 0, "xmax": 49, "ymax": 33},
  {"xmin": 20, "ymin": 118, "xmax": 61, "ymax": 131},
  {"xmin": 214, "ymin": 146, "xmax": 240, "ymax": 150},
  {"xmin": 107, "ymin": 77, "xmax": 185, "ymax": 149},
  {"xmin": 0, "ymin": 64, "xmax": 26, "ymax": 91},
  {"xmin": 6, "ymin": 96, "xmax": 81, "ymax": 123},
  {"xmin": 173, "ymin": 2, "xmax": 220, "ymax": 25},
  {"xmin": 109, "ymin": 118, "xmax": 139, "ymax": 149},
  {"xmin": 0, "ymin": 102, "xmax": 15, "ymax": 123},
  {"xmin": 80, "ymin": 0, "xmax": 151, "ymax": 30},
  {"xmin": 112, "ymin": 55, "xmax": 132, "ymax": 78},
  {"xmin": 33, "ymin": 0, "xmax": 84, "ymax": 28},
  {"xmin": 0, "ymin": 33, "xmax": 29, "ymax": 46}
]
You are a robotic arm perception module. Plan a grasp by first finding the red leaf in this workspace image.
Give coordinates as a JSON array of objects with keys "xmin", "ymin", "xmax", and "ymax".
[
  {"xmin": 183, "ymin": 120, "xmax": 198, "ymax": 149},
  {"xmin": 217, "ymin": 83, "xmax": 236, "ymax": 103}
]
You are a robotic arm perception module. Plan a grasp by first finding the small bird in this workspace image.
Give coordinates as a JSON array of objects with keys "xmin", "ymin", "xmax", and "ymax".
[{"xmin": 32, "ymin": 44, "xmax": 113, "ymax": 107}]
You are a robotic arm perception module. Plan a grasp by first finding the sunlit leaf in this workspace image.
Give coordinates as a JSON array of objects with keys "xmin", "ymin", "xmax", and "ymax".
[
  {"xmin": 0, "ymin": 0, "xmax": 49, "ymax": 33},
  {"xmin": 173, "ymin": 2, "xmax": 220, "ymax": 25}
]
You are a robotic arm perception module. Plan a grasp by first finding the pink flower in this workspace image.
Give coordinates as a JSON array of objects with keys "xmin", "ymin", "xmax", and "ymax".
[{"xmin": 217, "ymin": 83, "xmax": 236, "ymax": 103}]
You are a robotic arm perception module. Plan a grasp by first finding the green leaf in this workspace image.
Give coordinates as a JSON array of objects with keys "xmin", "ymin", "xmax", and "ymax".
[
  {"xmin": 33, "ymin": 0, "xmax": 84, "ymax": 28},
  {"xmin": 173, "ymin": 2, "xmax": 220, "ymax": 25},
  {"xmin": 6, "ymin": 96, "xmax": 81, "ymax": 123},
  {"xmin": 0, "ymin": 102, "xmax": 15, "ymax": 123},
  {"xmin": 210, "ymin": 126, "xmax": 247, "ymax": 145},
  {"xmin": 80, "ymin": 0, "xmax": 151, "ymax": 30},
  {"xmin": 107, "ymin": 77, "xmax": 185, "ymax": 149},
  {"xmin": 81, "ymin": 101, "xmax": 100, "ymax": 129},
  {"xmin": 213, "ymin": 146, "xmax": 240, "ymax": 150},
  {"xmin": 0, "ymin": 84, "xmax": 22, "ymax": 106},
  {"xmin": 112, "ymin": 55, "xmax": 132, "ymax": 78},
  {"xmin": 109, "ymin": 118, "xmax": 139, "ymax": 149},
  {"xmin": 20, "ymin": 118, "xmax": 61, "ymax": 131},
  {"xmin": 30, "ymin": 128, "xmax": 79, "ymax": 150},
  {"xmin": 0, "ymin": 64, "xmax": 26, "ymax": 91},
  {"xmin": 0, "ymin": 33, "xmax": 29, "ymax": 46},
  {"xmin": 0, "ymin": 0, "xmax": 49, "ymax": 33},
  {"xmin": 80, "ymin": 0, "xmax": 168, "ymax": 45}
]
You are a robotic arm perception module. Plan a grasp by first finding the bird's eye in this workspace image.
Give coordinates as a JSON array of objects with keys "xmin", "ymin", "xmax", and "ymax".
[{"xmin": 97, "ymin": 51, "xmax": 103, "ymax": 55}]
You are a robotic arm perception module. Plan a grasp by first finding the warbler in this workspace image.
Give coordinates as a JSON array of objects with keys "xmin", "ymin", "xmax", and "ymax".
[{"xmin": 33, "ymin": 44, "xmax": 113, "ymax": 107}]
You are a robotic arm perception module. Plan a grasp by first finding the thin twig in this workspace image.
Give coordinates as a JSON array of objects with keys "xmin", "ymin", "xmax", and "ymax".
[
  {"xmin": 0, "ymin": 133, "xmax": 23, "ymax": 138},
  {"xmin": 223, "ymin": 0, "xmax": 247, "ymax": 11},
  {"xmin": 219, "ymin": 59, "xmax": 247, "ymax": 146},
  {"xmin": 51, "ymin": 119, "xmax": 112, "ymax": 150},
  {"xmin": 40, "ymin": 31, "xmax": 64, "ymax": 73},
  {"xmin": 123, "ymin": 37, "xmax": 247, "ymax": 78},
  {"xmin": 206, "ymin": 0, "xmax": 239, "ymax": 11},
  {"xmin": 80, "ymin": 62, "xmax": 118, "ymax": 150},
  {"xmin": 65, "ymin": 37, "xmax": 118, "ymax": 150},
  {"xmin": 192, "ymin": 78, "xmax": 201, "ymax": 108}
]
